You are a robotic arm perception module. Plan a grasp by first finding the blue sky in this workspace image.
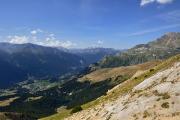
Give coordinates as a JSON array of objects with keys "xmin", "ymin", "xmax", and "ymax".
[{"xmin": 0, "ymin": 0, "xmax": 180, "ymax": 49}]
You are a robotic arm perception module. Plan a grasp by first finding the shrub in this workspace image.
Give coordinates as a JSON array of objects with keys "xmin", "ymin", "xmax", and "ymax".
[
  {"xmin": 153, "ymin": 90, "xmax": 159, "ymax": 96},
  {"xmin": 156, "ymin": 98, "xmax": 161, "ymax": 101},
  {"xmin": 70, "ymin": 106, "xmax": 83, "ymax": 114},
  {"xmin": 134, "ymin": 90, "xmax": 143, "ymax": 93},
  {"xmin": 144, "ymin": 75, "xmax": 148, "ymax": 78},
  {"xmin": 161, "ymin": 102, "xmax": 169, "ymax": 108},
  {"xmin": 153, "ymin": 90, "xmax": 170, "ymax": 99},
  {"xmin": 162, "ymin": 93, "xmax": 170, "ymax": 99},
  {"xmin": 149, "ymin": 69, "xmax": 154, "ymax": 72},
  {"xmin": 161, "ymin": 77, "xmax": 167, "ymax": 82},
  {"xmin": 143, "ymin": 111, "xmax": 150, "ymax": 118}
]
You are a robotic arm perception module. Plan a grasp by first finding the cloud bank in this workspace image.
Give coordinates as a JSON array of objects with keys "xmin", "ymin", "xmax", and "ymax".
[
  {"xmin": 8, "ymin": 36, "xmax": 29, "ymax": 44},
  {"xmin": 6, "ymin": 29, "xmax": 76, "ymax": 48},
  {"xmin": 141, "ymin": 0, "xmax": 174, "ymax": 6},
  {"xmin": 30, "ymin": 29, "xmax": 43, "ymax": 35}
]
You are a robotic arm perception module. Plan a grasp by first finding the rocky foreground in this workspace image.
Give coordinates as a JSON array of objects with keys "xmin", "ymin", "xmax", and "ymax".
[{"xmin": 65, "ymin": 62, "xmax": 180, "ymax": 120}]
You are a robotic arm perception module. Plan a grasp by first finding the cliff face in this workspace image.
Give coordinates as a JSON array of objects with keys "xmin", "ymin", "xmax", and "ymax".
[{"xmin": 66, "ymin": 62, "xmax": 180, "ymax": 120}]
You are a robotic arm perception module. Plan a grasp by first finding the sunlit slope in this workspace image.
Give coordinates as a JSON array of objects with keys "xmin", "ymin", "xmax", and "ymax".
[
  {"xmin": 40, "ymin": 61, "xmax": 160, "ymax": 120},
  {"xmin": 65, "ymin": 54, "xmax": 180, "ymax": 120},
  {"xmin": 79, "ymin": 61, "xmax": 159, "ymax": 83},
  {"xmin": 97, "ymin": 32, "xmax": 180, "ymax": 68}
]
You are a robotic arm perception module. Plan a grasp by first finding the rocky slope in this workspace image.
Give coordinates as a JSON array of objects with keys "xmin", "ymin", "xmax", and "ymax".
[
  {"xmin": 97, "ymin": 32, "xmax": 180, "ymax": 68},
  {"xmin": 65, "ymin": 56, "xmax": 180, "ymax": 120},
  {"xmin": 0, "ymin": 61, "xmax": 159, "ymax": 119}
]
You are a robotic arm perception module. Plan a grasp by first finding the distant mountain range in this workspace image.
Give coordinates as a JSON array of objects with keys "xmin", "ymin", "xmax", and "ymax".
[
  {"xmin": 0, "ymin": 43, "xmax": 118, "ymax": 88},
  {"xmin": 0, "ymin": 32, "xmax": 179, "ymax": 88},
  {"xmin": 0, "ymin": 32, "xmax": 180, "ymax": 120},
  {"xmin": 96, "ymin": 32, "xmax": 180, "ymax": 68}
]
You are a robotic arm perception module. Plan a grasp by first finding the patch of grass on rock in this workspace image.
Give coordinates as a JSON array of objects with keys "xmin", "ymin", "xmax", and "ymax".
[{"xmin": 70, "ymin": 106, "xmax": 83, "ymax": 114}]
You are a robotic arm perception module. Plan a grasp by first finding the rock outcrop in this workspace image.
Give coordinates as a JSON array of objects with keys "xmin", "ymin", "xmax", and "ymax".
[{"xmin": 65, "ymin": 62, "xmax": 180, "ymax": 120}]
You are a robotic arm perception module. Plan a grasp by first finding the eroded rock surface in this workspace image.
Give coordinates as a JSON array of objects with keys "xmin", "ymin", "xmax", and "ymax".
[{"xmin": 65, "ymin": 62, "xmax": 180, "ymax": 120}]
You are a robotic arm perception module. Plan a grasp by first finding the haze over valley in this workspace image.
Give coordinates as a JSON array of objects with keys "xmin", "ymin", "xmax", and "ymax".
[{"xmin": 0, "ymin": 0, "xmax": 180, "ymax": 120}]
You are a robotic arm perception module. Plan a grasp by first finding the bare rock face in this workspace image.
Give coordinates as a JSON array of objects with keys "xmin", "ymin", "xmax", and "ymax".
[{"xmin": 65, "ymin": 62, "xmax": 180, "ymax": 120}]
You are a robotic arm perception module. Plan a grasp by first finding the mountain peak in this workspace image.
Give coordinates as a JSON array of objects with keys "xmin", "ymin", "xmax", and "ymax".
[
  {"xmin": 164, "ymin": 32, "xmax": 180, "ymax": 36},
  {"xmin": 150, "ymin": 32, "xmax": 180, "ymax": 48}
]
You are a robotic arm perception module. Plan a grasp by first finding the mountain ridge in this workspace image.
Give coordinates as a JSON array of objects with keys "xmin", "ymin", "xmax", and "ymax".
[
  {"xmin": 0, "ymin": 43, "xmax": 86, "ymax": 88},
  {"xmin": 96, "ymin": 32, "xmax": 180, "ymax": 68}
]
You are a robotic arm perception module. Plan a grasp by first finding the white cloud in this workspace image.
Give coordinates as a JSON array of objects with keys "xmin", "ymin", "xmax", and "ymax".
[
  {"xmin": 34, "ymin": 34, "xmax": 76, "ymax": 48},
  {"xmin": 141, "ymin": 0, "xmax": 154, "ymax": 6},
  {"xmin": 8, "ymin": 35, "xmax": 29, "ymax": 44},
  {"xmin": 91, "ymin": 40, "xmax": 104, "ymax": 47},
  {"xmin": 31, "ymin": 30, "xmax": 37, "ymax": 35},
  {"xmin": 5, "ymin": 29, "xmax": 76, "ymax": 48},
  {"xmin": 59, "ymin": 41, "xmax": 76, "ymax": 48},
  {"xmin": 157, "ymin": 0, "xmax": 174, "ymax": 4},
  {"xmin": 140, "ymin": 0, "xmax": 174, "ymax": 6},
  {"xmin": 97, "ymin": 40, "xmax": 103, "ymax": 45},
  {"xmin": 6, "ymin": 35, "xmax": 76, "ymax": 48},
  {"xmin": 49, "ymin": 34, "xmax": 55, "ymax": 37},
  {"xmin": 30, "ymin": 29, "xmax": 43, "ymax": 35},
  {"xmin": 41, "ymin": 38, "xmax": 76, "ymax": 48}
]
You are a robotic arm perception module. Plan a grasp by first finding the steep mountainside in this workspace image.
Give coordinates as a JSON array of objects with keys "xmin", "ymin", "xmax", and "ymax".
[
  {"xmin": 79, "ymin": 61, "xmax": 159, "ymax": 83},
  {"xmin": 149, "ymin": 32, "xmax": 180, "ymax": 48},
  {"xmin": 39, "ymin": 61, "xmax": 160, "ymax": 120},
  {"xmin": 65, "ymin": 55, "xmax": 180, "ymax": 120},
  {"xmin": 0, "ymin": 60, "xmax": 159, "ymax": 119},
  {"xmin": 97, "ymin": 32, "xmax": 180, "ymax": 68},
  {"xmin": 0, "ymin": 43, "xmax": 85, "ymax": 88},
  {"xmin": 0, "ymin": 112, "xmax": 37, "ymax": 120}
]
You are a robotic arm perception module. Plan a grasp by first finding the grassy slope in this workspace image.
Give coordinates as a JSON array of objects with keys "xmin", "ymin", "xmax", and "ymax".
[
  {"xmin": 79, "ymin": 61, "xmax": 159, "ymax": 83},
  {"xmin": 43, "ymin": 54, "xmax": 180, "ymax": 120},
  {"xmin": 40, "ymin": 109, "xmax": 71, "ymax": 120},
  {"xmin": 0, "ymin": 97, "xmax": 19, "ymax": 107},
  {"xmin": 41, "ymin": 59, "xmax": 176, "ymax": 120},
  {"xmin": 82, "ymin": 54, "xmax": 180, "ymax": 109}
]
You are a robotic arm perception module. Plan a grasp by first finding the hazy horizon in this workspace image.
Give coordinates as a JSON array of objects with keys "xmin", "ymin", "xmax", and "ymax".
[{"xmin": 0, "ymin": 32, "xmax": 178, "ymax": 50}]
